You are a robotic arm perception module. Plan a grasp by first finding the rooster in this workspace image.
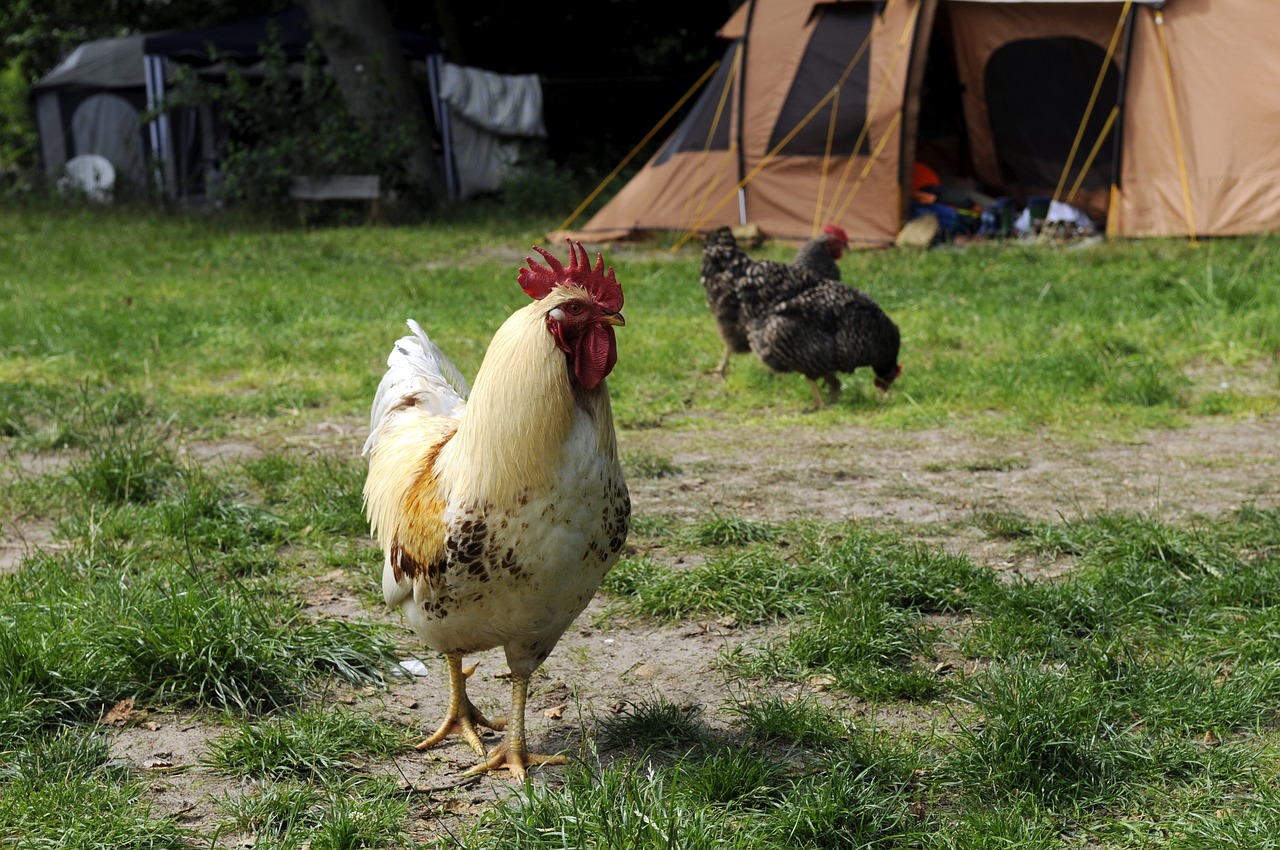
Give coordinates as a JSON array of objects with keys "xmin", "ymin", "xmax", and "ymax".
[
  {"xmin": 699, "ymin": 225, "xmax": 847, "ymax": 377},
  {"xmin": 737, "ymin": 274, "xmax": 902, "ymax": 407},
  {"xmin": 363, "ymin": 242, "xmax": 630, "ymax": 779}
]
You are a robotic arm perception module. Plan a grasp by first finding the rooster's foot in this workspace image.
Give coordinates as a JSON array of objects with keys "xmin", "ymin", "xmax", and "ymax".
[
  {"xmin": 415, "ymin": 657, "xmax": 505, "ymax": 757},
  {"xmin": 414, "ymin": 704, "xmax": 505, "ymax": 757},
  {"xmin": 462, "ymin": 738, "xmax": 567, "ymax": 781}
]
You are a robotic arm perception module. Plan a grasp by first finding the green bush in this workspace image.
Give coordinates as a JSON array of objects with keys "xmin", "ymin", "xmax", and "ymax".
[
  {"xmin": 0, "ymin": 58, "xmax": 38, "ymax": 192},
  {"xmin": 165, "ymin": 35, "xmax": 413, "ymax": 210}
]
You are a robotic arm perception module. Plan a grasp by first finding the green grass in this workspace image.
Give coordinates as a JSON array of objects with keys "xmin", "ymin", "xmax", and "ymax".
[
  {"xmin": 592, "ymin": 508, "xmax": 1280, "ymax": 836},
  {"xmin": 0, "ymin": 545, "xmax": 397, "ymax": 735},
  {"xmin": 1, "ymin": 208, "xmax": 1277, "ymax": 438},
  {"xmin": 205, "ymin": 706, "xmax": 407, "ymax": 781},
  {"xmin": 0, "ymin": 731, "xmax": 192, "ymax": 848},
  {"xmin": 215, "ymin": 778, "xmax": 410, "ymax": 850},
  {"xmin": 472, "ymin": 695, "xmax": 925, "ymax": 850},
  {"xmin": 3, "ymin": 207, "xmax": 1280, "ymax": 847}
]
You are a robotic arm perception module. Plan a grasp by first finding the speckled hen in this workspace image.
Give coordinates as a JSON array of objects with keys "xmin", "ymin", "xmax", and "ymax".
[
  {"xmin": 737, "ymin": 270, "xmax": 901, "ymax": 407},
  {"xmin": 362, "ymin": 242, "xmax": 629, "ymax": 779},
  {"xmin": 699, "ymin": 224, "xmax": 849, "ymax": 377}
]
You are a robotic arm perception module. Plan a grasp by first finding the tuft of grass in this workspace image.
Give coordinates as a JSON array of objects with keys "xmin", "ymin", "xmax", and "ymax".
[
  {"xmin": 0, "ymin": 546, "xmax": 399, "ymax": 744},
  {"xmin": 597, "ymin": 697, "xmax": 710, "ymax": 753},
  {"xmin": 667, "ymin": 747, "xmax": 786, "ymax": 808},
  {"xmin": 0, "ymin": 730, "xmax": 191, "ymax": 848},
  {"xmin": 732, "ymin": 694, "xmax": 850, "ymax": 750},
  {"xmin": 925, "ymin": 799, "xmax": 1062, "ymax": 850},
  {"xmin": 1154, "ymin": 782, "xmax": 1280, "ymax": 849},
  {"xmin": 205, "ymin": 706, "xmax": 406, "ymax": 782},
  {"xmin": 622, "ymin": 451, "xmax": 683, "ymax": 479},
  {"xmin": 61, "ymin": 470, "xmax": 290, "ymax": 577},
  {"xmin": 470, "ymin": 741, "xmax": 926, "ymax": 850},
  {"xmin": 245, "ymin": 453, "xmax": 369, "ymax": 537},
  {"xmin": 606, "ymin": 523, "xmax": 998, "ymax": 624},
  {"xmin": 1100, "ymin": 357, "xmax": 1190, "ymax": 407},
  {"xmin": 967, "ymin": 510, "xmax": 1280, "ymax": 662},
  {"xmin": 728, "ymin": 592, "xmax": 940, "ymax": 701},
  {"xmin": 63, "ymin": 390, "xmax": 178, "ymax": 505},
  {"xmin": 688, "ymin": 515, "xmax": 779, "ymax": 547},
  {"xmin": 216, "ymin": 777, "xmax": 409, "ymax": 848},
  {"xmin": 627, "ymin": 513, "xmax": 678, "ymax": 540},
  {"xmin": 948, "ymin": 660, "xmax": 1158, "ymax": 809},
  {"xmin": 603, "ymin": 548, "xmax": 815, "ymax": 623}
]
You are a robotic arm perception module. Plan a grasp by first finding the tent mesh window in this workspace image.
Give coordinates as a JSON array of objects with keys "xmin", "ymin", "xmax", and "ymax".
[
  {"xmin": 654, "ymin": 39, "xmax": 740, "ymax": 167},
  {"xmin": 985, "ymin": 37, "xmax": 1120, "ymax": 191},
  {"xmin": 768, "ymin": 3, "xmax": 874, "ymax": 157}
]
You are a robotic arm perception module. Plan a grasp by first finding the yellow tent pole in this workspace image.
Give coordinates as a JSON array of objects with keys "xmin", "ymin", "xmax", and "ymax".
[
  {"xmin": 808, "ymin": 1, "xmax": 890, "ymax": 231},
  {"xmin": 1107, "ymin": 182, "xmax": 1120, "ymax": 237},
  {"xmin": 682, "ymin": 44, "xmax": 744, "ymax": 229},
  {"xmin": 554, "ymin": 58, "xmax": 722, "ymax": 234},
  {"xmin": 812, "ymin": 87, "xmax": 843, "ymax": 237},
  {"xmin": 671, "ymin": 0, "xmax": 896, "ymax": 251},
  {"xmin": 1153, "ymin": 8, "xmax": 1197, "ymax": 243},
  {"xmin": 671, "ymin": 85, "xmax": 839, "ymax": 251},
  {"xmin": 833, "ymin": 111, "xmax": 902, "ymax": 223},
  {"xmin": 670, "ymin": 80, "xmax": 844, "ymax": 250},
  {"xmin": 1066, "ymin": 106, "xmax": 1118, "ymax": 203},
  {"xmin": 1049, "ymin": 1, "xmax": 1131, "ymax": 208},
  {"xmin": 825, "ymin": 0, "xmax": 922, "ymax": 224}
]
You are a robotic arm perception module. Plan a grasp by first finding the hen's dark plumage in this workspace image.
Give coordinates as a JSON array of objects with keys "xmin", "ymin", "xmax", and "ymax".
[
  {"xmin": 699, "ymin": 227, "xmax": 755, "ymax": 369},
  {"xmin": 699, "ymin": 226, "xmax": 846, "ymax": 376},
  {"xmin": 735, "ymin": 268, "xmax": 901, "ymax": 407},
  {"xmin": 789, "ymin": 226, "xmax": 848, "ymax": 282}
]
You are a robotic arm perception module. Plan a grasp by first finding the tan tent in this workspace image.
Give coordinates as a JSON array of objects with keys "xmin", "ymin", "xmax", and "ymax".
[{"xmin": 563, "ymin": 0, "xmax": 1280, "ymax": 246}]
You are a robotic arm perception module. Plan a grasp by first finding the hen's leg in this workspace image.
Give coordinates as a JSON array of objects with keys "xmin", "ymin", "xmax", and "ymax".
[
  {"xmin": 824, "ymin": 375, "xmax": 842, "ymax": 405},
  {"xmin": 414, "ymin": 655, "xmax": 504, "ymax": 757},
  {"xmin": 710, "ymin": 344, "xmax": 733, "ymax": 377},
  {"xmin": 807, "ymin": 378, "xmax": 826, "ymax": 408},
  {"xmin": 464, "ymin": 673, "xmax": 566, "ymax": 780}
]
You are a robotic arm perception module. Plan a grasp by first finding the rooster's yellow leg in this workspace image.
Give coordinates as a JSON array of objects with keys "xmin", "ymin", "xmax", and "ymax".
[
  {"xmin": 462, "ymin": 674, "xmax": 566, "ymax": 780},
  {"xmin": 414, "ymin": 655, "xmax": 504, "ymax": 757}
]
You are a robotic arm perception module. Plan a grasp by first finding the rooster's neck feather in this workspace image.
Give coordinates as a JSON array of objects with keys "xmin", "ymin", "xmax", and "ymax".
[{"xmin": 441, "ymin": 299, "xmax": 614, "ymax": 506}]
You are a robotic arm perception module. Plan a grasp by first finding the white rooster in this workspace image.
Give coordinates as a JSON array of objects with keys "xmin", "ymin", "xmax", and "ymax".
[{"xmin": 363, "ymin": 242, "xmax": 630, "ymax": 778}]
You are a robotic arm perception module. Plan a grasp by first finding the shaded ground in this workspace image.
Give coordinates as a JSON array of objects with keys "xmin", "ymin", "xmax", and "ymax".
[{"xmin": 7, "ymin": 413, "xmax": 1279, "ymax": 841}]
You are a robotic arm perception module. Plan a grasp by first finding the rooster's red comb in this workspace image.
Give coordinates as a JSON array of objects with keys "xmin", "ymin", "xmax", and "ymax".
[
  {"xmin": 518, "ymin": 240, "xmax": 623, "ymax": 313},
  {"xmin": 822, "ymin": 224, "xmax": 850, "ymax": 245}
]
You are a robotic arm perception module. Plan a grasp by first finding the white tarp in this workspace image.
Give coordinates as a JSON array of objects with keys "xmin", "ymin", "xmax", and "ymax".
[
  {"xmin": 439, "ymin": 63, "xmax": 546, "ymax": 199},
  {"xmin": 32, "ymin": 34, "xmax": 157, "ymax": 192}
]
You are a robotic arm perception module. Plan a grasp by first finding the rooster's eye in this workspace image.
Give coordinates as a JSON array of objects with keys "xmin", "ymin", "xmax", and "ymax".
[{"xmin": 566, "ymin": 302, "xmax": 584, "ymax": 315}]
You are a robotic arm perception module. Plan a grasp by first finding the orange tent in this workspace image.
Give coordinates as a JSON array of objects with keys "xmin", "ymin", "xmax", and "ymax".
[{"xmin": 562, "ymin": 0, "xmax": 1280, "ymax": 245}]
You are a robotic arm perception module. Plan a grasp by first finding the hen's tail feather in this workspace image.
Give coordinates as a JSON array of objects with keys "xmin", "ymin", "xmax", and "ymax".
[{"xmin": 363, "ymin": 319, "xmax": 469, "ymax": 458}]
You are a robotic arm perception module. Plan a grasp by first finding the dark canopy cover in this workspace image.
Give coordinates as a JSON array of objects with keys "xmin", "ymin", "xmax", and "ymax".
[{"xmin": 142, "ymin": 7, "xmax": 441, "ymax": 65}]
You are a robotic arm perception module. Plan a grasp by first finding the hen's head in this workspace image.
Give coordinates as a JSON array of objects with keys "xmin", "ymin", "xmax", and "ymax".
[
  {"xmin": 821, "ymin": 224, "xmax": 849, "ymax": 259},
  {"xmin": 874, "ymin": 364, "xmax": 902, "ymax": 392},
  {"xmin": 519, "ymin": 241, "xmax": 625, "ymax": 391}
]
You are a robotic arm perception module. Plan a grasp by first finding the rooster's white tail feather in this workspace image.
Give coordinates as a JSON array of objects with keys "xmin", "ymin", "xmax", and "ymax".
[{"xmin": 363, "ymin": 319, "xmax": 469, "ymax": 457}]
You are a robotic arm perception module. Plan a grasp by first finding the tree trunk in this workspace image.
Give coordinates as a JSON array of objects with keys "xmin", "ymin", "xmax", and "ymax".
[{"xmin": 300, "ymin": 0, "xmax": 444, "ymax": 203}]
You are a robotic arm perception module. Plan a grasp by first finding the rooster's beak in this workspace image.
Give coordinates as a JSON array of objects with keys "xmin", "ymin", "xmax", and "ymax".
[{"xmin": 599, "ymin": 312, "xmax": 626, "ymax": 328}]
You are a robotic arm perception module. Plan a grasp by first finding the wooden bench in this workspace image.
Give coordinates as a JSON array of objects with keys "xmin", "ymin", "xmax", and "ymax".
[{"xmin": 289, "ymin": 175, "xmax": 382, "ymax": 223}]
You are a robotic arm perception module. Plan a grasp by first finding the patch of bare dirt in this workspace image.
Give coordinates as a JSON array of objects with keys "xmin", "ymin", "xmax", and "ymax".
[
  {"xmin": 0, "ymin": 521, "xmax": 57, "ymax": 575},
  {"xmin": 623, "ymin": 416, "xmax": 1280, "ymax": 527},
  {"xmin": 107, "ymin": 712, "xmax": 239, "ymax": 838}
]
